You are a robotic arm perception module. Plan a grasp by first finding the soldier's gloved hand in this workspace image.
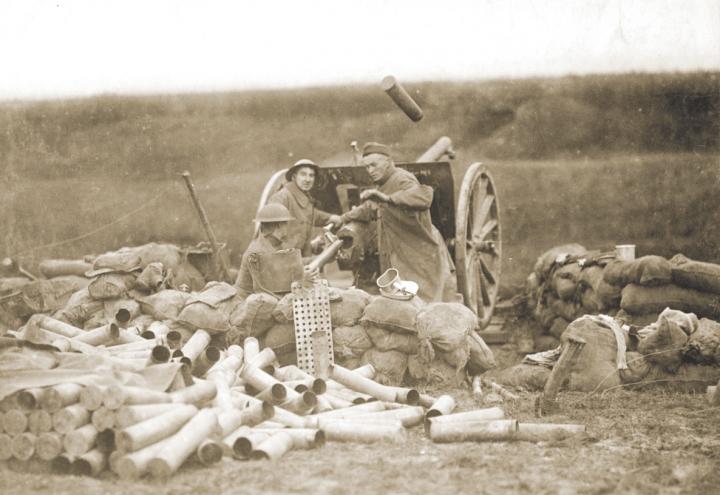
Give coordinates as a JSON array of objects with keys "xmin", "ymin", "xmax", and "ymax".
[
  {"xmin": 360, "ymin": 189, "xmax": 391, "ymax": 203},
  {"xmin": 327, "ymin": 214, "xmax": 344, "ymax": 229},
  {"xmin": 302, "ymin": 265, "xmax": 319, "ymax": 284},
  {"xmin": 310, "ymin": 235, "xmax": 325, "ymax": 254}
]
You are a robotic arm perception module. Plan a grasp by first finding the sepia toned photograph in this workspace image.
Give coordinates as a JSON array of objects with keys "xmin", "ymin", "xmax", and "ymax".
[{"xmin": 0, "ymin": 1, "xmax": 718, "ymax": 493}]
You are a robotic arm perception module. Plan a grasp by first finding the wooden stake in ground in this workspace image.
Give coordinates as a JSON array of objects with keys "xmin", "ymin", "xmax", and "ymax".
[{"xmin": 537, "ymin": 336, "xmax": 586, "ymax": 416}]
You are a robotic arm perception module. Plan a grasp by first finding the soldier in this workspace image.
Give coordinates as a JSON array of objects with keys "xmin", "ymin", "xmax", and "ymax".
[
  {"xmin": 339, "ymin": 142, "xmax": 457, "ymax": 302},
  {"xmin": 268, "ymin": 159, "xmax": 343, "ymax": 257},
  {"xmin": 235, "ymin": 203, "xmax": 294, "ymax": 297}
]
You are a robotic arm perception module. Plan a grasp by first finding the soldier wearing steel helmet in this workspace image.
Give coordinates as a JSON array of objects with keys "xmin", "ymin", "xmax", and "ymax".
[
  {"xmin": 268, "ymin": 159, "xmax": 343, "ymax": 257},
  {"xmin": 234, "ymin": 203, "xmax": 298, "ymax": 297}
]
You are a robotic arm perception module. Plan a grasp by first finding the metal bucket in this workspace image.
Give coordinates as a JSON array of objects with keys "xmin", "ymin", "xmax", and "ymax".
[{"xmin": 615, "ymin": 244, "xmax": 636, "ymax": 261}]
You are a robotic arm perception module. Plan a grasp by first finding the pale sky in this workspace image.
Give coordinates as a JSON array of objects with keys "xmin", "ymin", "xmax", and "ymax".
[{"xmin": 1, "ymin": 0, "xmax": 718, "ymax": 100}]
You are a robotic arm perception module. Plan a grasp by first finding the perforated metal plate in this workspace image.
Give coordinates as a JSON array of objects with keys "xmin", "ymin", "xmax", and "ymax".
[{"xmin": 291, "ymin": 279, "xmax": 334, "ymax": 374}]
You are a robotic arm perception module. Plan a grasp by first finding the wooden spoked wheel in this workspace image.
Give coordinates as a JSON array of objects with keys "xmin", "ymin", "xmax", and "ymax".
[
  {"xmin": 253, "ymin": 168, "xmax": 288, "ymax": 238},
  {"xmin": 455, "ymin": 163, "xmax": 501, "ymax": 329}
]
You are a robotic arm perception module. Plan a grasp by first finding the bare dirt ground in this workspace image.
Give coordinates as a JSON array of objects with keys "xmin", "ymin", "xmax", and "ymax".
[{"xmin": 2, "ymin": 355, "xmax": 718, "ymax": 495}]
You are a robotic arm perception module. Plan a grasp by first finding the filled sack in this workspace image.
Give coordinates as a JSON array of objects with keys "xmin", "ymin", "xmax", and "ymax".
[{"xmin": 360, "ymin": 296, "xmax": 424, "ymax": 334}]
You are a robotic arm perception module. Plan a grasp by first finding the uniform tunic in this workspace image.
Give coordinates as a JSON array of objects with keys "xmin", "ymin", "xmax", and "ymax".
[
  {"xmin": 268, "ymin": 182, "xmax": 332, "ymax": 257},
  {"xmin": 234, "ymin": 234, "xmax": 284, "ymax": 298},
  {"xmin": 341, "ymin": 167, "xmax": 457, "ymax": 302}
]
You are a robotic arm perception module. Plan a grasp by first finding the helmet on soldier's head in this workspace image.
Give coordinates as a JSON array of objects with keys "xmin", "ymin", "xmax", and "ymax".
[
  {"xmin": 285, "ymin": 158, "xmax": 319, "ymax": 182},
  {"xmin": 254, "ymin": 203, "xmax": 294, "ymax": 223}
]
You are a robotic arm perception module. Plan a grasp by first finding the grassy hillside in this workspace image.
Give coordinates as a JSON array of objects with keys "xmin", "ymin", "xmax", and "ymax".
[{"xmin": 1, "ymin": 72, "xmax": 718, "ymax": 291}]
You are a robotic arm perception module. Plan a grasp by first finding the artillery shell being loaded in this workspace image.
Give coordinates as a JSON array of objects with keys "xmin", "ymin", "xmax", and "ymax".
[
  {"xmin": 181, "ymin": 329, "xmax": 211, "ymax": 362},
  {"xmin": 424, "ymin": 407, "xmax": 506, "ymax": 431},
  {"xmin": 36, "ymin": 432, "xmax": 63, "ymax": 460},
  {"xmin": 28, "ymin": 410, "xmax": 53, "ymax": 434},
  {"xmin": 191, "ymin": 346, "xmax": 221, "ymax": 377},
  {"xmin": 196, "ymin": 439, "xmax": 223, "ymax": 465},
  {"xmin": 116, "ymin": 404, "xmax": 197, "ymax": 453},
  {"xmin": 428, "ymin": 419, "xmax": 519, "ymax": 443},
  {"xmin": 72, "ymin": 323, "xmax": 120, "ymax": 346},
  {"xmin": 0, "ymin": 433, "xmax": 12, "ymax": 460},
  {"xmin": 79, "ymin": 385, "xmax": 106, "ymax": 411},
  {"xmin": 381, "ymin": 75, "xmax": 424, "ymax": 122},
  {"xmin": 148, "ymin": 408, "xmax": 218, "ymax": 479},
  {"xmin": 53, "ymin": 404, "xmax": 91, "ymax": 434},
  {"xmin": 103, "ymin": 385, "xmax": 172, "ymax": 410},
  {"xmin": 515, "ymin": 423, "xmax": 587, "ymax": 442},
  {"xmin": 91, "ymin": 407, "xmax": 116, "ymax": 431},
  {"xmin": 11, "ymin": 432, "xmax": 37, "ymax": 460},
  {"xmin": 354, "ymin": 406, "xmax": 425, "ymax": 428},
  {"xmin": 243, "ymin": 337, "xmax": 260, "ymax": 362},
  {"xmin": 250, "ymin": 431, "xmax": 294, "ymax": 460},
  {"xmin": 64, "ymin": 423, "xmax": 98, "ymax": 456},
  {"xmin": 328, "ymin": 364, "xmax": 397, "ymax": 402},
  {"xmin": 41, "ymin": 383, "xmax": 83, "ymax": 412},
  {"xmin": 425, "ymin": 395, "xmax": 457, "ymax": 420},
  {"xmin": 321, "ymin": 419, "xmax": 407, "ymax": 444},
  {"xmin": 169, "ymin": 380, "xmax": 217, "ymax": 405},
  {"xmin": 73, "ymin": 448, "xmax": 107, "ymax": 476}
]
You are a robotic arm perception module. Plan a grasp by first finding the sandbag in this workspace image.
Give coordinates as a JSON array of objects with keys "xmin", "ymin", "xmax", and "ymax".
[
  {"xmin": 360, "ymin": 348, "xmax": 408, "ymax": 387},
  {"xmin": 620, "ymin": 284, "xmax": 720, "ymax": 319},
  {"xmin": 548, "ymin": 317, "xmax": 570, "ymax": 339},
  {"xmin": 132, "ymin": 243, "xmax": 183, "ymax": 270},
  {"xmin": 364, "ymin": 325, "xmax": 419, "ymax": 354},
  {"xmin": 534, "ymin": 301, "xmax": 557, "ymax": 330},
  {"xmin": 603, "ymin": 256, "xmax": 672, "ymax": 287},
  {"xmin": 167, "ymin": 261, "xmax": 206, "ymax": 292},
  {"xmin": 138, "ymin": 289, "xmax": 190, "ymax": 320},
  {"xmin": 548, "ymin": 296, "xmax": 582, "ymax": 322},
  {"xmin": 636, "ymin": 313, "xmax": 688, "ymax": 372},
  {"xmin": 670, "ymin": 254, "xmax": 720, "ymax": 294},
  {"xmin": 685, "ymin": 318, "xmax": 720, "ymax": 365},
  {"xmin": 330, "ymin": 288, "xmax": 372, "ymax": 327},
  {"xmin": 480, "ymin": 364, "xmax": 550, "ymax": 391},
  {"xmin": 88, "ymin": 273, "xmax": 136, "ymax": 300},
  {"xmin": 89, "ymin": 249, "xmax": 142, "ymax": 274},
  {"xmin": 577, "ymin": 265, "xmax": 605, "ymax": 312},
  {"xmin": 628, "ymin": 362, "xmax": 720, "ymax": 393},
  {"xmin": 229, "ymin": 292, "xmax": 278, "ymax": 338},
  {"xmin": 415, "ymin": 302, "xmax": 474, "ymax": 367},
  {"xmin": 467, "ymin": 332, "xmax": 496, "ymax": 373},
  {"xmin": 614, "ymin": 309, "xmax": 660, "ymax": 329},
  {"xmin": 0, "ymin": 277, "xmax": 32, "ymax": 293},
  {"xmin": 533, "ymin": 244, "xmax": 587, "ymax": 281},
  {"xmin": 53, "ymin": 288, "xmax": 104, "ymax": 327},
  {"xmin": 177, "ymin": 292, "xmax": 238, "ymax": 334},
  {"xmin": 335, "ymin": 356, "xmax": 361, "ymax": 370},
  {"xmin": 272, "ymin": 293, "xmax": 295, "ymax": 324},
  {"xmin": 360, "ymin": 296, "xmax": 424, "ymax": 334},
  {"xmin": 83, "ymin": 309, "xmax": 108, "ymax": 329},
  {"xmin": 551, "ymin": 262, "xmax": 581, "ymax": 301},
  {"xmin": 262, "ymin": 323, "xmax": 296, "ymax": 366},
  {"xmin": 562, "ymin": 316, "xmax": 630, "ymax": 392},
  {"xmin": 619, "ymin": 351, "xmax": 653, "ymax": 383},
  {"xmin": 332, "ymin": 325, "xmax": 373, "ymax": 359},
  {"xmin": 534, "ymin": 335, "xmax": 561, "ymax": 352},
  {"xmin": 135, "ymin": 262, "xmax": 165, "ymax": 292},
  {"xmin": 596, "ymin": 279, "xmax": 622, "ymax": 309},
  {"xmin": 18, "ymin": 277, "xmax": 87, "ymax": 316},
  {"xmin": 407, "ymin": 353, "xmax": 462, "ymax": 387}
]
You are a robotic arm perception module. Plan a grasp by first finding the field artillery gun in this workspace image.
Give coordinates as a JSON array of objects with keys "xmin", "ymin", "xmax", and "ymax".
[{"xmin": 256, "ymin": 137, "xmax": 503, "ymax": 333}]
